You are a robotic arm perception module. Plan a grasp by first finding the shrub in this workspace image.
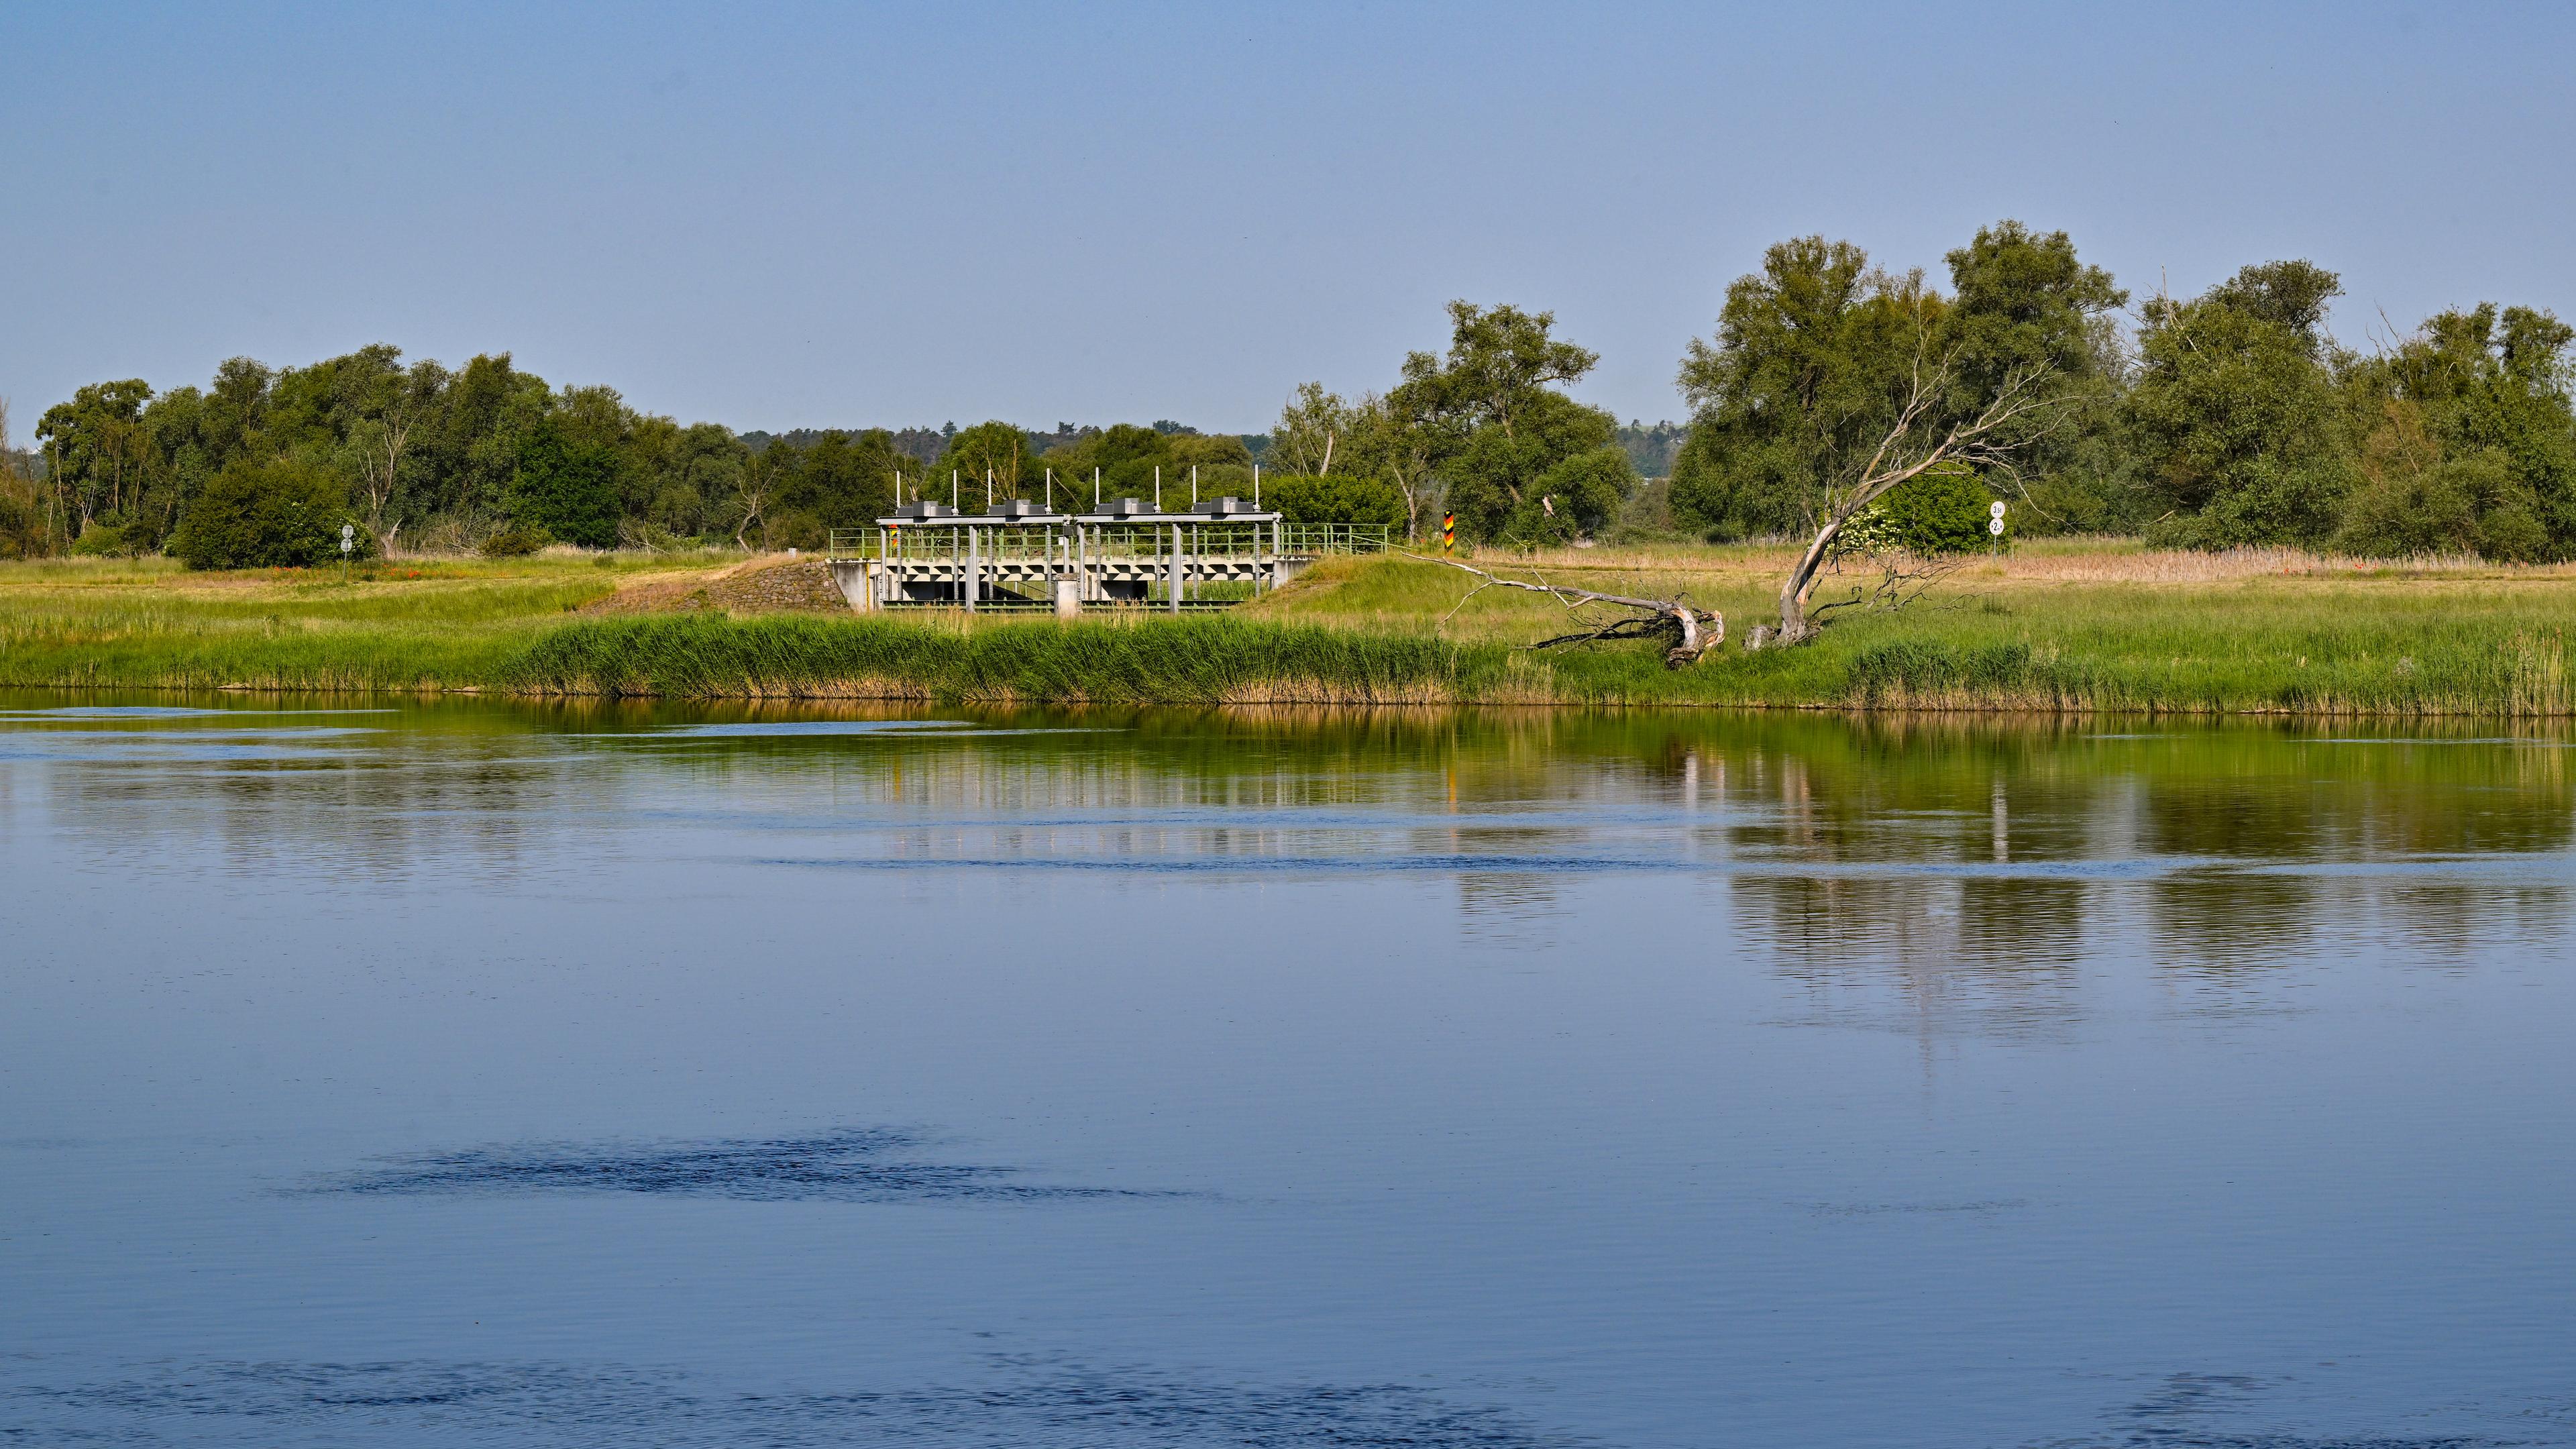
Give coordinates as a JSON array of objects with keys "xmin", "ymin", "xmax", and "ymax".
[
  {"xmin": 170, "ymin": 458, "xmax": 370, "ymax": 570},
  {"xmin": 1260, "ymin": 472, "xmax": 1405, "ymax": 527},
  {"xmin": 2332, "ymin": 451, "xmax": 2551, "ymax": 562},
  {"xmin": 1838, "ymin": 465, "xmax": 1999, "ymax": 556},
  {"xmin": 2331, "ymin": 468, "xmax": 2479, "ymax": 559},
  {"xmin": 1878, "ymin": 464, "xmax": 1996, "ymax": 553},
  {"xmin": 2145, "ymin": 455, "xmax": 2357, "ymax": 550},
  {"xmin": 68, "ymin": 521, "xmax": 131, "ymax": 557},
  {"xmin": 480, "ymin": 524, "xmax": 552, "ymax": 557},
  {"xmin": 2478, "ymin": 504, "xmax": 2551, "ymax": 564}
]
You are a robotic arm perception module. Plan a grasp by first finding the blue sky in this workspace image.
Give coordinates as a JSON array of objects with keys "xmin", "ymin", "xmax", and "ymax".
[{"xmin": 4, "ymin": 1, "xmax": 2569, "ymax": 435}]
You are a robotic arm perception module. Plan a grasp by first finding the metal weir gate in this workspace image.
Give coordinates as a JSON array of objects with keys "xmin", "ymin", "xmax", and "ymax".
[{"xmin": 823, "ymin": 500, "xmax": 1389, "ymax": 614}]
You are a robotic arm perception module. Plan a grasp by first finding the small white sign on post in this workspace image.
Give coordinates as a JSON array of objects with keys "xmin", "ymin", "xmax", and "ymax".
[
  {"xmin": 1989, "ymin": 502, "xmax": 2007, "ymax": 519},
  {"xmin": 339, "ymin": 524, "xmax": 354, "ymax": 555},
  {"xmin": 1988, "ymin": 517, "xmax": 2006, "ymax": 536}
]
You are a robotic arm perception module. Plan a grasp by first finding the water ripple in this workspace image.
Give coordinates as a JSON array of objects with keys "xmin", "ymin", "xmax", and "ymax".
[
  {"xmin": 3, "ymin": 1354, "xmax": 1597, "ymax": 1447},
  {"xmin": 294, "ymin": 1127, "xmax": 1193, "ymax": 1204}
]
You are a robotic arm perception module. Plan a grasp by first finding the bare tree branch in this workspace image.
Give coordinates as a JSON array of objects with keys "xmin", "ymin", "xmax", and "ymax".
[
  {"xmin": 1754, "ymin": 355, "xmax": 2067, "ymax": 648},
  {"xmin": 1404, "ymin": 551, "xmax": 1723, "ymax": 667}
]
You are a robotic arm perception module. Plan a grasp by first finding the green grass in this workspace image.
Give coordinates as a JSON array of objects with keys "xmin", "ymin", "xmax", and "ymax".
[
  {"xmin": 0, "ymin": 555, "xmax": 621, "ymax": 691},
  {"xmin": 6, "ymin": 548, "xmax": 2576, "ymax": 712},
  {"xmin": 1234, "ymin": 551, "xmax": 2576, "ymax": 713},
  {"xmin": 504, "ymin": 613, "xmax": 1515, "ymax": 703}
]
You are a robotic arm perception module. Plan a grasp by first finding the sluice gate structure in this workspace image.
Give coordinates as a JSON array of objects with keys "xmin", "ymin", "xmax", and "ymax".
[{"xmin": 824, "ymin": 498, "xmax": 1389, "ymax": 615}]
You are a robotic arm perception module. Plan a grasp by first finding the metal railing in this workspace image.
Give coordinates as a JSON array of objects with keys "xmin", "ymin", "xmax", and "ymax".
[
  {"xmin": 1281, "ymin": 523, "xmax": 1391, "ymax": 555},
  {"xmin": 829, "ymin": 522, "xmax": 1389, "ymax": 563},
  {"xmin": 828, "ymin": 525, "xmax": 1066, "ymax": 563}
]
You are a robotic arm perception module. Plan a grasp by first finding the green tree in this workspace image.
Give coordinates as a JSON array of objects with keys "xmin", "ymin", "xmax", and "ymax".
[
  {"xmin": 1444, "ymin": 391, "xmax": 1631, "ymax": 542},
  {"xmin": 1669, "ymin": 237, "xmax": 1940, "ymax": 540},
  {"xmin": 1943, "ymin": 223, "xmax": 2127, "ymax": 392},
  {"xmin": 36, "ymin": 378, "xmax": 154, "ymax": 537},
  {"xmin": 200, "ymin": 357, "xmax": 275, "ymax": 464},
  {"xmin": 770, "ymin": 428, "xmax": 907, "ymax": 547},
  {"xmin": 626, "ymin": 418, "xmax": 748, "ymax": 539},
  {"xmin": 1260, "ymin": 472, "xmax": 1405, "ymax": 527},
  {"xmin": 332, "ymin": 349, "xmax": 447, "ymax": 541},
  {"xmin": 509, "ymin": 417, "xmax": 621, "ymax": 548},
  {"xmin": 1343, "ymin": 392, "xmax": 1444, "ymax": 543},
  {"xmin": 429, "ymin": 354, "xmax": 551, "ymax": 521},
  {"xmin": 1271, "ymin": 382, "xmax": 1359, "ymax": 476},
  {"xmin": 1044, "ymin": 423, "xmax": 1178, "ymax": 504},
  {"xmin": 2128, "ymin": 260, "xmax": 2357, "ymax": 547},
  {"xmin": 936, "ymin": 420, "xmax": 1038, "ymax": 506},
  {"xmin": 0, "ymin": 399, "xmax": 49, "ymax": 558},
  {"xmin": 168, "ymin": 456, "xmax": 364, "ymax": 570},
  {"xmin": 129, "ymin": 384, "xmax": 215, "ymax": 549},
  {"xmin": 2334, "ymin": 303, "xmax": 2576, "ymax": 559},
  {"xmin": 1391, "ymin": 301, "xmax": 1625, "ymax": 541},
  {"xmin": 1941, "ymin": 221, "xmax": 2132, "ymax": 531}
]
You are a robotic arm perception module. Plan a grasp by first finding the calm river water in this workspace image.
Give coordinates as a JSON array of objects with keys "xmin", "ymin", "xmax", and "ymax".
[{"xmin": 1, "ymin": 696, "xmax": 2570, "ymax": 1447}]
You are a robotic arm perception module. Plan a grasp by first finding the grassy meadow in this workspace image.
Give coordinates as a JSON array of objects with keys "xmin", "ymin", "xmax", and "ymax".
[{"xmin": 3, "ymin": 541, "xmax": 2575, "ymax": 713}]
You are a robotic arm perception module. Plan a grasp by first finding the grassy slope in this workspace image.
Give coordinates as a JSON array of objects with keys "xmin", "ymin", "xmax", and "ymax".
[
  {"xmin": 5, "ymin": 544, "xmax": 2575, "ymax": 712},
  {"xmin": 1255, "ymin": 545, "xmax": 2576, "ymax": 713}
]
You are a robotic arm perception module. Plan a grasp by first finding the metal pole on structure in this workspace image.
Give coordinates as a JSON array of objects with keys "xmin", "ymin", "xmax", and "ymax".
[
  {"xmin": 966, "ymin": 525, "xmax": 979, "ymax": 611},
  {"xmin": 1169, "ymin": 523, "xmax": 1181, "ymax": 614},
  {"xmin": 1093, "ymin": 467, "xmax": 1101, "ymax": 508},
  {"xmin": 1252, "ymin": 463, "xmax": 1260, "ymax": 508},
  {"xmin": 951, "ymin": 470, "xmax": 959, "ymax": 508},
  {"xmin": 1154, "ymin": 466, "xmax": 1161, "ymax": 512},
  {"xmin": 1191, "ymin": 465, "xmax": 1197, "ymax": 507},
  {"xmin": 1046, "ymin": 468, "xmax": 1053, "ymax": 511},
  {"xmin": 985, "ymin": 467, "xmax": 993, "ymax": 512}
]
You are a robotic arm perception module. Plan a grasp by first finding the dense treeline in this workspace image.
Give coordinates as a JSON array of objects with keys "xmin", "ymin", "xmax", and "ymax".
[
  {"xmin": 1662, "ymin": 225, "xmax": 2576, "ymax": 557},
  {"xmin": 13, "ymin": 350, "xmax": 1283, "ymax": 564},
  {"xmin": 11, "ymin": 217, "xmax": 2572, "ymax": 566},
  {"xmin": 1252, "ymin": 228, "xmax": 2576, "ymax": 559}
]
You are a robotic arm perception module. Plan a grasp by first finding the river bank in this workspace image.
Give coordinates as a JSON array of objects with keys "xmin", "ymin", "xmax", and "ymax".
[{"xmin": 3, "ymin": 546, "xmax": 2573, "ymax": 713}]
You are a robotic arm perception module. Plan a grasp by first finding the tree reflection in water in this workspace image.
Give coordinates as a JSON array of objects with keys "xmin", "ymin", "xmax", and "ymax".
[{"xmin": 9, "ymin": 694, "xmax": 2566, "ymax": 1038}]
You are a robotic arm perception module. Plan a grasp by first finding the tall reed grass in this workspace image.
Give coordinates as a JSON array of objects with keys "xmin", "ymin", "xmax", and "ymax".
[{"xmin": 502, "ymin": 614, "xmax": 1518, "ymax": 704}]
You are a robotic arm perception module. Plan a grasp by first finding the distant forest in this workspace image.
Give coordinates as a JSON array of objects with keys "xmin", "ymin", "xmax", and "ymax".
[{"xmin": 5, "ymin": 216, "xmax": 2569, "ymax": 562}]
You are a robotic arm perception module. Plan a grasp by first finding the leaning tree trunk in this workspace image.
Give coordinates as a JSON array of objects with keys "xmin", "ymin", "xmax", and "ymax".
[
  {"xmin": 1770, "ymin": 513, "xmax": 1851, "ymax": 646},
  {"xmin": 1747, "ymin": 360, "xmax": 2061, "ymax": 650}
]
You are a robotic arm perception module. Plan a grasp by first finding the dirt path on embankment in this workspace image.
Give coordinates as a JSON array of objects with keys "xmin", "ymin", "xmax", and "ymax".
[{"xmin": 582, "ymin": 555, "xmax": 851, "ymax": 615}]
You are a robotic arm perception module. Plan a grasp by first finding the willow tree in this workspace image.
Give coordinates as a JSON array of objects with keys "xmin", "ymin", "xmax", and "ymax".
[
  {"xmin": 1748, "ymin": 356, "xmax": 2062, "ymax": 647},
  {"xmin": 1672, "ymin": 232, "xmax": 2086, "ymax": 647}
]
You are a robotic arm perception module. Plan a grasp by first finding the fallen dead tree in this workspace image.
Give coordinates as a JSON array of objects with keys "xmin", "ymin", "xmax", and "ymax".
[{"xmin": 1405, "ymin": 553, "xmax": 1723, "ymax": 667}]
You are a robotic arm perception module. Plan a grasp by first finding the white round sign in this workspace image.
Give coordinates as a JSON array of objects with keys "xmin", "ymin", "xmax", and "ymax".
[
  {"xmin": 1989, "ymin": 501, "xmax": 2007, "ymax": 519},
  {"xmin": 1988, "ymin": 517, "xmax": 2006, "ymax": 536}
]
